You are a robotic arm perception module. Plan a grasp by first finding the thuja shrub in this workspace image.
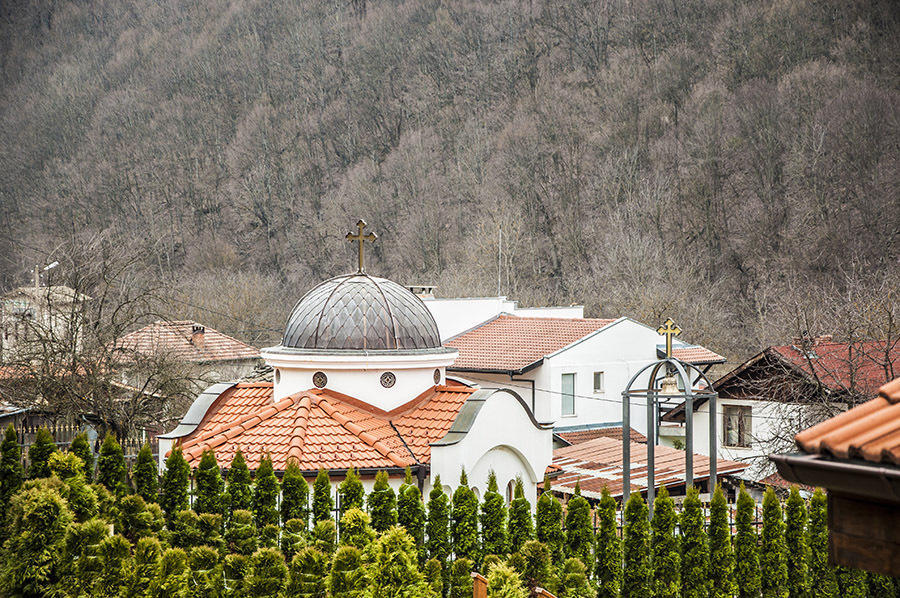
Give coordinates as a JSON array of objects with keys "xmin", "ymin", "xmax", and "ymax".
[
  {"xmin": 735, "ymin": 484, "xmax": 762, "ymax": 598},
  {"xmin": 424, "ymin": 558, "xmax": 443, "ymax": 596},
  {"xmin": 247, "ymin": 547, "xmax": 288, "ymax": 596},
  {"xmin": 312, "ymin": 468, "xmax": 333, "ymax": 523},
  {"xmin": 329, "ymin": 544, "xmax": 366, "ymax": 597},
  {"xmin": 194, "ymin": 449, "xmax": 223, "ymax": 515},
  {"xmin": 564, "ymin": 480, "xmax": 591, "ymax": 565},
  {"xmin": 836, "ymin": 566, "xmax": 867, "ymax": 598},
  {"xmin": 486, "ymin": 563, "xmax": 528, "ymax": 598},
  {"xmin": 559, "ymin": 557, "xmax": 592, "ymax": 598},
  {"xmin": 198, "ymin": 513, "xmax": 225, "ymax": 552},
  {"xmin": 451, "ymin": 469, "xmax": 480, "ymax": 562},
  {"xmin": 225, "ymin": 509, "xmax": 258, "ymax": 555},
  {"xmin": 426, "ymin": 476, "xmax": 451, "ymax": 564},
  {"xmin": 281, "ymin": 459, "xmax": 309, "ymax": 528},
  {"xmin": 339, "ymin": 467, "xmax": 364, "ymax": 514},
  {"xmin": 595, "ymin": 487, "xmax": 622, "ymax": 598},
  {"xmin": 398, "ymin": 484, "xmax": 426, "ymax": 562},
  {"xmin": 27, "ymin": 427, "xmax": 56, "ymax": 479},
  {"xmin": 681, "ymin": 486, "xmax": 710, "ymax": 598},
  {"xmin": 368, "ymin": 470, "xmax": 397, "ymax": 532},
  {"xmin": 709, "ymin": 485, "xmax": 736, "ymax": 598},
  {"xmin": 224, "ymin": 553, "xmax": 250, "ymax": 596},
  {"xmin": 286, "ymin": 546, "xmax": 328, "ymax": 597},
  {"xmin": 160, "ymin": 447, "xmax": 190, "ymax": 520},
  {"xmin": 93, "ymin": 534, "xmax": 132, "ymax": 598},
  {"xmin": 622, "ymin": 491, "xmax": 651, "ymax": 598},
  {"xmin": 520, "ymin": 540, "xmax": 553, "ymax": 594},
  {"xmin": 481, "ymin": 470, "xmax": 509, "ymax": 556},
  {"xmin": 311, "ymin": 518, "xmax": 337, "ymax": 554},
  {"xmin": 116, "ymin": 494, "xmax": 164, "ymax": 542},
  {"xmin": 808, "ymin": 489, "xmax": 837, "ymax": 598},
  {"xmin": 785, "ymin": 486, "xmax": 810, "ymax": 598},
  {"xmin": 340, "ymin": 507, "xmax": 376, "ymax": 550},
  {"xmin": 281, "ymin": 518, "xmax": 307, "ymax": 561},
  {"xmin": 48, "ymin": 451, "xmax": 97, "ymax": 522},
  {"xmin": 364, "ymin": 526, "xmax": 437, "ymax": 598},
  {"xmin": 535, "ymin": 475, "xmax": 564, "ymax": 567},
  {"xmin": 132, "ymin": 443, "xmax": 158, "ymax": 503},
  {"xmin": 0, "ymin": 424, "xmax": 24, "ymax": 519},
  {"xmin": 188, "ymin": 545, "xmax": 222, "ymax": 596},
  {"xmin": 170, "ymin": 509, "xmax": 204, "ymax": 549},
  {"xmin": 97, "ymin": 433, "xmax": 127, "ymax": 494},
  {"xmin": 252, "ymin": 454, "xmax": 279, "ymax": 528},
  {"xmin": 651, "ymin": 485, "xmax": 680, "ymax": 598},
  {"xmin": 129, "ymin": 537, "xmax": 163, "ymax": 595},
  {"xmin": 761, "ymin": 486, "xmax": 789, "ymax": 598},
  {"xmin": 447, "ymin": 557, "xmax": 474, "ymax": 598},
  {"xmin": 152, "ymin": 547, "xmax": 191, "ymax": 596},
  {"xmin": 70, "ymin": 432, "xmax": 94, "ymax": 482},
  {"xmin": 226, "ymin": 449, "xmax": 252, "ymax": 513},
  {"xmin": 259, "ymin": 523, "xmax": 279, "ymax": 549},
  {"xmin": 508, "ymin": 476, "xmax": 534, "ymax": 553}
]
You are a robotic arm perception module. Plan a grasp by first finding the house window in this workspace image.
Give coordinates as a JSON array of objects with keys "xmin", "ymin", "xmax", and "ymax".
[
  {"xmin": 593, "ymin": 371, "xmax": 605, "ymax": 393},
  {"xmin": 723, "ymin": 405, "xmax": 752, "ymax": 448},
  {"xmin": 561, "ymin": 373, "xmax": 576, "ymax": 416}
]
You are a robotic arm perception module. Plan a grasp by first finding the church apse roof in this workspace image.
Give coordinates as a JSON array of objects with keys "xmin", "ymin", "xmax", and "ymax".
[{"xmin": 175, "ymin": 379, "xmax": 477, "ymax": 471}]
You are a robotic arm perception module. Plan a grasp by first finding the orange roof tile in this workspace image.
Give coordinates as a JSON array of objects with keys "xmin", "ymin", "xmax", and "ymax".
[
  {"xmin": 446, "ymin": 315, "xmax": 616, "ymax": 372},
  {"xmin": 551, "ymin": 436, "xmax": 748, "ymax": 498},
  {"xmin": 794, "ymin": 377, "xmax": 900, "ymax": 466},
  {"xmin": 771, "ymin": 341, "xmax": 900, "ymax": 396},
  {"xmin": 176, "ymin": 380, "xmax": 477, "ymax": 471},
  {"xmin": 115, "ymin": 320, "xmax": 259, "ymax": 364},
  {"xmin": 556, "ymin": 426, "xmax": 646, "ymax": 445},
  {"xmin": 670, "ymin": 345, "xmax": 726, "ymax": 364}
]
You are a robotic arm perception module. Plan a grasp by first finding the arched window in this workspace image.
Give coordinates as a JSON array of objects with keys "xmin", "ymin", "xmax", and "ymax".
[{"xmin": 506, "ymin": 480, "xmax": 515, "ymax": 503}]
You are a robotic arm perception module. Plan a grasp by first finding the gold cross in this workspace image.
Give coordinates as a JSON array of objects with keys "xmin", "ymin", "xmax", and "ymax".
[
  {"xmin": 657, "ymin": 317, "xmax": 681, "ymax": 358},
  {"xmin": 346, "ymin": 219, "xmax": 377, "ymax": 273}
]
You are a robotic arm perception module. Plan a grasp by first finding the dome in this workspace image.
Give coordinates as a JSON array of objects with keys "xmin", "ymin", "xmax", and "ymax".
[{"xmin": 281, "ymin": 274, "xmax": 442, "ymax": 351}]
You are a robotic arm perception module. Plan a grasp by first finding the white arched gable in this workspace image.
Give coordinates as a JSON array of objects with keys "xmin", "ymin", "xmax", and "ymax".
[{"xmin": 429, "ymin": 387, "xmax": 553, "ymax": 505}]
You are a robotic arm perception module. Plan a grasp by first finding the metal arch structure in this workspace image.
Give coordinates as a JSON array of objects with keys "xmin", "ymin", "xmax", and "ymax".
[{"xmin": 621, "ymin": 356, "xmax": 719, "ymax": 512}]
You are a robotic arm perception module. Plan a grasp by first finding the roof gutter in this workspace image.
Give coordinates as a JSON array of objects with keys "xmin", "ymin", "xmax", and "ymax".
[
  {"xmin": 770, "ymin": 452, "xmax": 900, "ymax": 504},
  {"xmin": 448, "ymin": 358, "xmax": 543, "ymax": 377}
]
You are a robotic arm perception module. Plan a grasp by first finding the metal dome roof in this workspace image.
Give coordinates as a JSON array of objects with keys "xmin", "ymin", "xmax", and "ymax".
[{"xmin": 281, "ymin": 274, "xmax": 442, "ymax": 351}]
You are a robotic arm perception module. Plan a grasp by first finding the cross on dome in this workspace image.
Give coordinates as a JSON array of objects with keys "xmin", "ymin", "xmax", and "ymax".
[{"xmin": 346, "ymin": 219, "xmax": 377, "ymax": 274}]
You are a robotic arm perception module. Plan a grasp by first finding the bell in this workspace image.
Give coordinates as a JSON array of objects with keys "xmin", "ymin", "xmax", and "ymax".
[{"xmin": 659, "ymin": 374, "xmax": 680, "ymax": 396}]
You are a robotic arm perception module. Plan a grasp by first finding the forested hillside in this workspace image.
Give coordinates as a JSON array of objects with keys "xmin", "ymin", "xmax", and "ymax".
[{"xmin": 1, "ymin": 0, "xmax": 897, "ymax": 360}]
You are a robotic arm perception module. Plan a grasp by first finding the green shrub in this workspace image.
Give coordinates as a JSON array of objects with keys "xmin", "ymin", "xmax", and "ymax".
[
  {"xmin": 133, "ymin": 443, "xmax": 158, "ymax": 503},
  {"xmin": 70, "ymin": 432, "xmax": 94, "ymax": 482},
  {"xmin": 424, "ymin": 558, "xmax": 443, "ymax": 596},
  {"xmin": 363, "ymin": 526, "xmax": 436, "ymax": 597},
  {"xmin": 866, "ymin": 573, "xmax": 897, "ymax": 598},
  {"xmin": 735, "ymin": 484, "xmax": 762, "ymax": 598},
  {"xmin": 486, "ymin": 563, "xmax": 528, "ymax": 598},
  {"xmin": 27, "ymin": 427, "xmax": 56, "ymax": 479},
  {"xmin": 427, "ymin": 475, "xmax": 451, "ymax": 564},
  {"xmin": 836, "ymin": 566, "xmax": 867, "ymax": 598},
  {"xmin": 563, "ymin": 480, "xmax": 590, "ymax": 564},
  {"xmin": 447, "ymin": 557, "xmax": 474, "ymax": 598},
  {"xmin": 259, "ymin": 522, "xmax": 279, "ymax": 548},
  {"xmin": 247, "ymin": 547, "xmax": 288, "ymax": 596},
  {"xmin": 281, "ymin": 518, "xmax": 307, "ymax": 560},
  {"xmin": 0, "ymin": 424, "xmax": 24, "ymax": 520},
  {"xmin": 451, "ymin": 469, "xmax": 480, "ymax": 562},
  {"xmin": 559, "ymin": 557, "xmax": 592, "ymax": 598},
  {"xmin": 520, "ymin": 540, "xmax": 553, "ymax": 594},
  {"xmin": 50, "ymin": 453, "xmax": 97, "ymax": 522},
  {"xmin": 170, "ymin": 509, "xmax": 203, "ymax": 549},
  {"xmin": 339, "ymin": 467, "xmax": 364, "ymax": 513},
  {"xmin": 682, "ymin": 486, "xmax": 710, "ymax": 598},
  {"xmin": 368, "ymin": 470, "xmax": 398, "ymax": 532},
  {"xmin": 286, "ymin": 546, "xmax": 328, "ymax": 597},
  {"xmin": 509, "ymin": 477, "xmax": 534, "ymax": 554},
  {"xmin": 225, "ymin": 509, "xmax": 258, "ymax": 555},
  {"xmin": 61, "ymin": 517, "xmax": 110, "ymax": 595},
  {"xmin": 160, "ymin": 447, "xmax": 190, "ymax": 520},
  {"xmin": 225, "ymin": 449, "xmax": 252, "ymax": 513},
  {"xmin": 312, "ymin": 468, "xmax": 333, "ymax": 523},
  {"xmin": 223, "ymin": 553, "xmax": 249, "ymax": 597},
  {"xmin": 252, "ymin": 453, "xmax": 279, "ymax": 528},
  {"xmin": 151, "ymin": 547, "xmax": 190, "ymax": 597},
  {"xmin": 651, "ymin": 485, "xmax": 680, "ymax": 597},
  {"xmin": 281, "ymin": 459, "xmax": 308, "ymax": 528},
  {"xmin": 329, "ymin": 544, "xmax": 366, "ymax": 597},
  {"xmin": 595, "ymin": 487, "xmax": 622, "ymax": 598},
  {"xmin": 310, "ymin": 518, "xmax": 337, "ymax": 554},
  {"xmin": 97, "ymin": 433, "xmax": 127, "ymax": 494},
  {"xmin": 195, "ymin": 449, "xmax": 223, "ymax": 515},
  {"xmin": 198, "ymin": 512, "xmax": 225, "ymax": 551},
  {"xmin": 622, "ymin": 491, "xmax": 651, "ymax": 598},
  {"xmin": 93, "ymin": 534, "xmax": 132, "ymax": 598},
  {"xmin": 481, "ymin": 471, "xmax": 509, "ymax": 556},
  {"xmin": 188, "ymin": 545, "xmax": 223, "ymax": 597},
  {"xmin": 128, "ymin": 537, "xmax": 163, "ymax": 597},
  {"xmin": 398, "ymin": 483, "xmax": 426, "ymax": 562},
  {"xmin": 116, "ymin": 494, "xmax": 164, "ymax": 542},
  {"xmin": 535, "ymin": 475, "xmax": 564, "ymax": 567},
  {"xmin": 785, "ymin": 486, "xmax": 810, "ymax": 598},
  {"xmin": 808, "ymin": 488, "xmax": 837, "ymax": 597},
  {"xmin": 340, "ymin": 507, "xmax": 376, "ymax": 549},
  {"xmin": 710, "ymin": 484, "xmax": 736, "ymax": 598},
  {"xmin": 761, "ymin": 487, "xmax": 789, "ymax": 598}
]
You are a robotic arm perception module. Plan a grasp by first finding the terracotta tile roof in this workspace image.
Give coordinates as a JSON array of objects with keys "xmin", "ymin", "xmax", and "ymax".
[
  {"xmin": 556, "ymin": 426, "xmax": 646, "ymax": 445},
  {"xmin": 770, "ymin": 341, "xmax": 900, "ymax": 396},
  {"xmin": 668, "ymin": 345, "xmax": 726, "ymax": 364},
  {"xmin": 794, "ymin": 377, "xmax": 900, "ymax": 466},
  {"xmin": 550, "ymin": 436, "xmax": 748, "ymax": 499},
  {"xmin": 115, "ymin": 320, "xmax": 259, "ymax": 364},
  {"xmin": 445, "ymin": 315, "xmax": 616, "ymax": 373},
  {"xmin": 758, "ymin": 472, "xmax": 816, "ymax": 493},
  {"xmin": 175, "ymin": 380, "xmax": 477, "ymax": 471}
]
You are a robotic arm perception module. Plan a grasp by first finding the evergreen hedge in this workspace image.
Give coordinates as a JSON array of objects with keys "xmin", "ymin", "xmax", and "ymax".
[
  {"xmin": 710, "ymin": 484, "xmax": 737, "ymax": 598},
  {"xmin": 0, "ymin": 424, "xmax": 23, "ymax": 520},
  {"xmin": 682, "ymin": 486, "xmax": 710, "ymax": 598},
  {"xmin": 651, "ymin": 485, "xmax": 680, "ymax": 597},
  {"xmin": 808, "ymin": 488, "xmax": 837, "ymax": 597},
  {"xmin": 785, "ymin": 486, "xmax": 810, "ymax": 598},
  {"xmin": 426, "ymin": 475, "xmax": 451, "ymax": 565},
  {"xmin": 508, "ymin": 476, "xmax": 534, "ymax": 553},
  {"xmin": 225, "ymin": 449, "xmax": 252, "ymax": 513},
  {"xmin": 339, "ymin": 467, "xmax": 364, "ymax": 513},
  {"xmin": 27, "ymin": 427, "xmax": 56, "ymax": 479},
  {"xmin": 97, "ymin": 433, "xmax": 127, "ymax": 494},
  {"xmin": 563, "ymin": 480, "xmax": 591, "ymax": 565},
  {"xmin": 281, "ymin": 459, "xmax": 309, "ymax": 528},
  {"xmin": 312, "ymin": 468, "xmax": 333, "ymax": 523},
  {"xmin": 398, "ymin": 484, "xmax": 426, "ymax": 562},
  {"xmin": 761, "ymin": 486, "xmax": 789, "ymax": 598},
  {"xmin": 480, "ymin": 470, "xmax": 508, "ymax": 556},
  {"xmin": 160, "ymin": 446, "xmax": 190, "ymax": 520},
  {"xmin": 450, "ymin": 470, "xmax": 480, "ymax": 563},
  {"xmin": 535, "ymin": 475, "xmax": 564, "ymax": 567},
  {"xmin": 69, "ymin": 432, "xmax": 94, "ymax": 482},
  {"xmin": 736, "ymin": 484, "xmax": 762, "ymax": 598},
  {"xmin": 367, "ymin": 470, "xmax": 397, "ymax": 532},
  {"xmin": 194, "ymin": 448, "xmax": 223, "ymax": 515},
  {"xmin": 595, "ymin": 487, "xmax": 622, "ymax": 598},
  {"xmin": 132, "ymin": 443, "xmax": 158, "ymax": 503},
  {"xmin": 622, "ymin": 491, "xmax": 651, "ymax": 598},
  {"xmin": 252, "ymin": 453, "xmax": 279, "ymax": 528}
]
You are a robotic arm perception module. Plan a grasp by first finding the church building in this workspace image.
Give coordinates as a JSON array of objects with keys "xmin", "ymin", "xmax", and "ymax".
[{"xmin": 159, "ymin": 222, "xmax": 554, "ymax": 503}]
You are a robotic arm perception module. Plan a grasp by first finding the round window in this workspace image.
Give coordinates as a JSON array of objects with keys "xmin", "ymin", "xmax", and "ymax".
[
  {"xmin": 433, "ymin": 368, "xmax": 441, "ymax": 384},
  {"xmin": 313, "ymin": 371, "xmax": 328, "ymax": 388},
  {"xmin": 380, "ymin": 372, "xmax": 396, "ymax": 388}
]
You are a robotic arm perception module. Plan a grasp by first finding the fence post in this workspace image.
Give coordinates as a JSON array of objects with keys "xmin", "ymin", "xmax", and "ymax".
[{"xmin": 471, "ymin": 572, "xmax": 487, "ymax": 598}]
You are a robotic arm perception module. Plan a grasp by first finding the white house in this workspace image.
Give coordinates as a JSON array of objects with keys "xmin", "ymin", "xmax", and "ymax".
[
  {"xmin": 444, "ymin": 314, "xmax": 725, "ymax": 436},
  {"xmin": 159, "ymin": 271, "xmax": 554, "ymax": 504}
]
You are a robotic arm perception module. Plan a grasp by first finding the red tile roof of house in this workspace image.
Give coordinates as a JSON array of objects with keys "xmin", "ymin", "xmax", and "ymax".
[
  {"xmin": 670, "ymin": 345, "xmax": 726, "ymax": 364},
  {"xmin": 116, "ymin": 321, "xmax": 259, "ymax": 364},
  {"xmin": 794, "ymin": 377, "xmax": 900, "ymax": 466},
  {"xmin": 770, "ymin": 341, "xmax": 900, "ymax": 396},
  {"xmin": 175, "ymin": 380, "xmax": 477, "ymax": 471},
  {"xmin": 445, "ymin": 315, "xmax": 616, "ymax": 373},
  {"xmin": 556, "ymin": 426, "xmax": 646, "ymax": 445},
  {"xmin": 550, "ymin": 436, "xmax": 748, "ymax": 499}
]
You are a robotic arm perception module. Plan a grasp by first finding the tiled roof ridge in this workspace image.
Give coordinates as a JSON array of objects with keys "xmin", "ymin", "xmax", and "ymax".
[
  {"xmin": 181, "ymin": 390, "xmax": 315, "ymax": 460},
  {"xmin": 312, "ymin": 395, "xmax": 409, "ymax": 467},
  {"xmin": 319, "ymin": 383, "xmax": 476, "ymax": 420},
  {"xmin": 878, "ymin": 378, "xmax": 900, "ymax": 403},
  {"xmin": 495, "ymin": 314, "xmax": 616, "ymax": 324}
]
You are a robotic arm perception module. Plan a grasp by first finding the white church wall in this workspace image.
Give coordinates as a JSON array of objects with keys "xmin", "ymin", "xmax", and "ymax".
[
  {"xmin": 422, "ymin": 296, "xmax": 585, "ymax": 341},
  {"xmin": 429, "ymin": 389, "xmax": 553, "ymax": 505}
]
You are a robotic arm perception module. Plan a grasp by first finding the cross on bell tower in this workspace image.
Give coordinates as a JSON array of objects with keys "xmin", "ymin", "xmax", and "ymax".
[
  {"xmin": 346, "ymin": 219, "xmax": 377, "ymax": 274},
  {"xmin": 657, "ymin": 317, "xmax": 681, "ymax": 358}
]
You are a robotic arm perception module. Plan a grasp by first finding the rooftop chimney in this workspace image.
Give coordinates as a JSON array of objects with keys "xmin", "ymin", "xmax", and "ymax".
[
  {"xmin": 191, "ymin": 324, "xmax": 205, "ymax": 348},
  {"xmin": 814, "ymin": 334, "xmax": 833, "ymax": 344},
  {"xmin": 407, "ymin": 284, "xmax": 436, "ymax": 299}
]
